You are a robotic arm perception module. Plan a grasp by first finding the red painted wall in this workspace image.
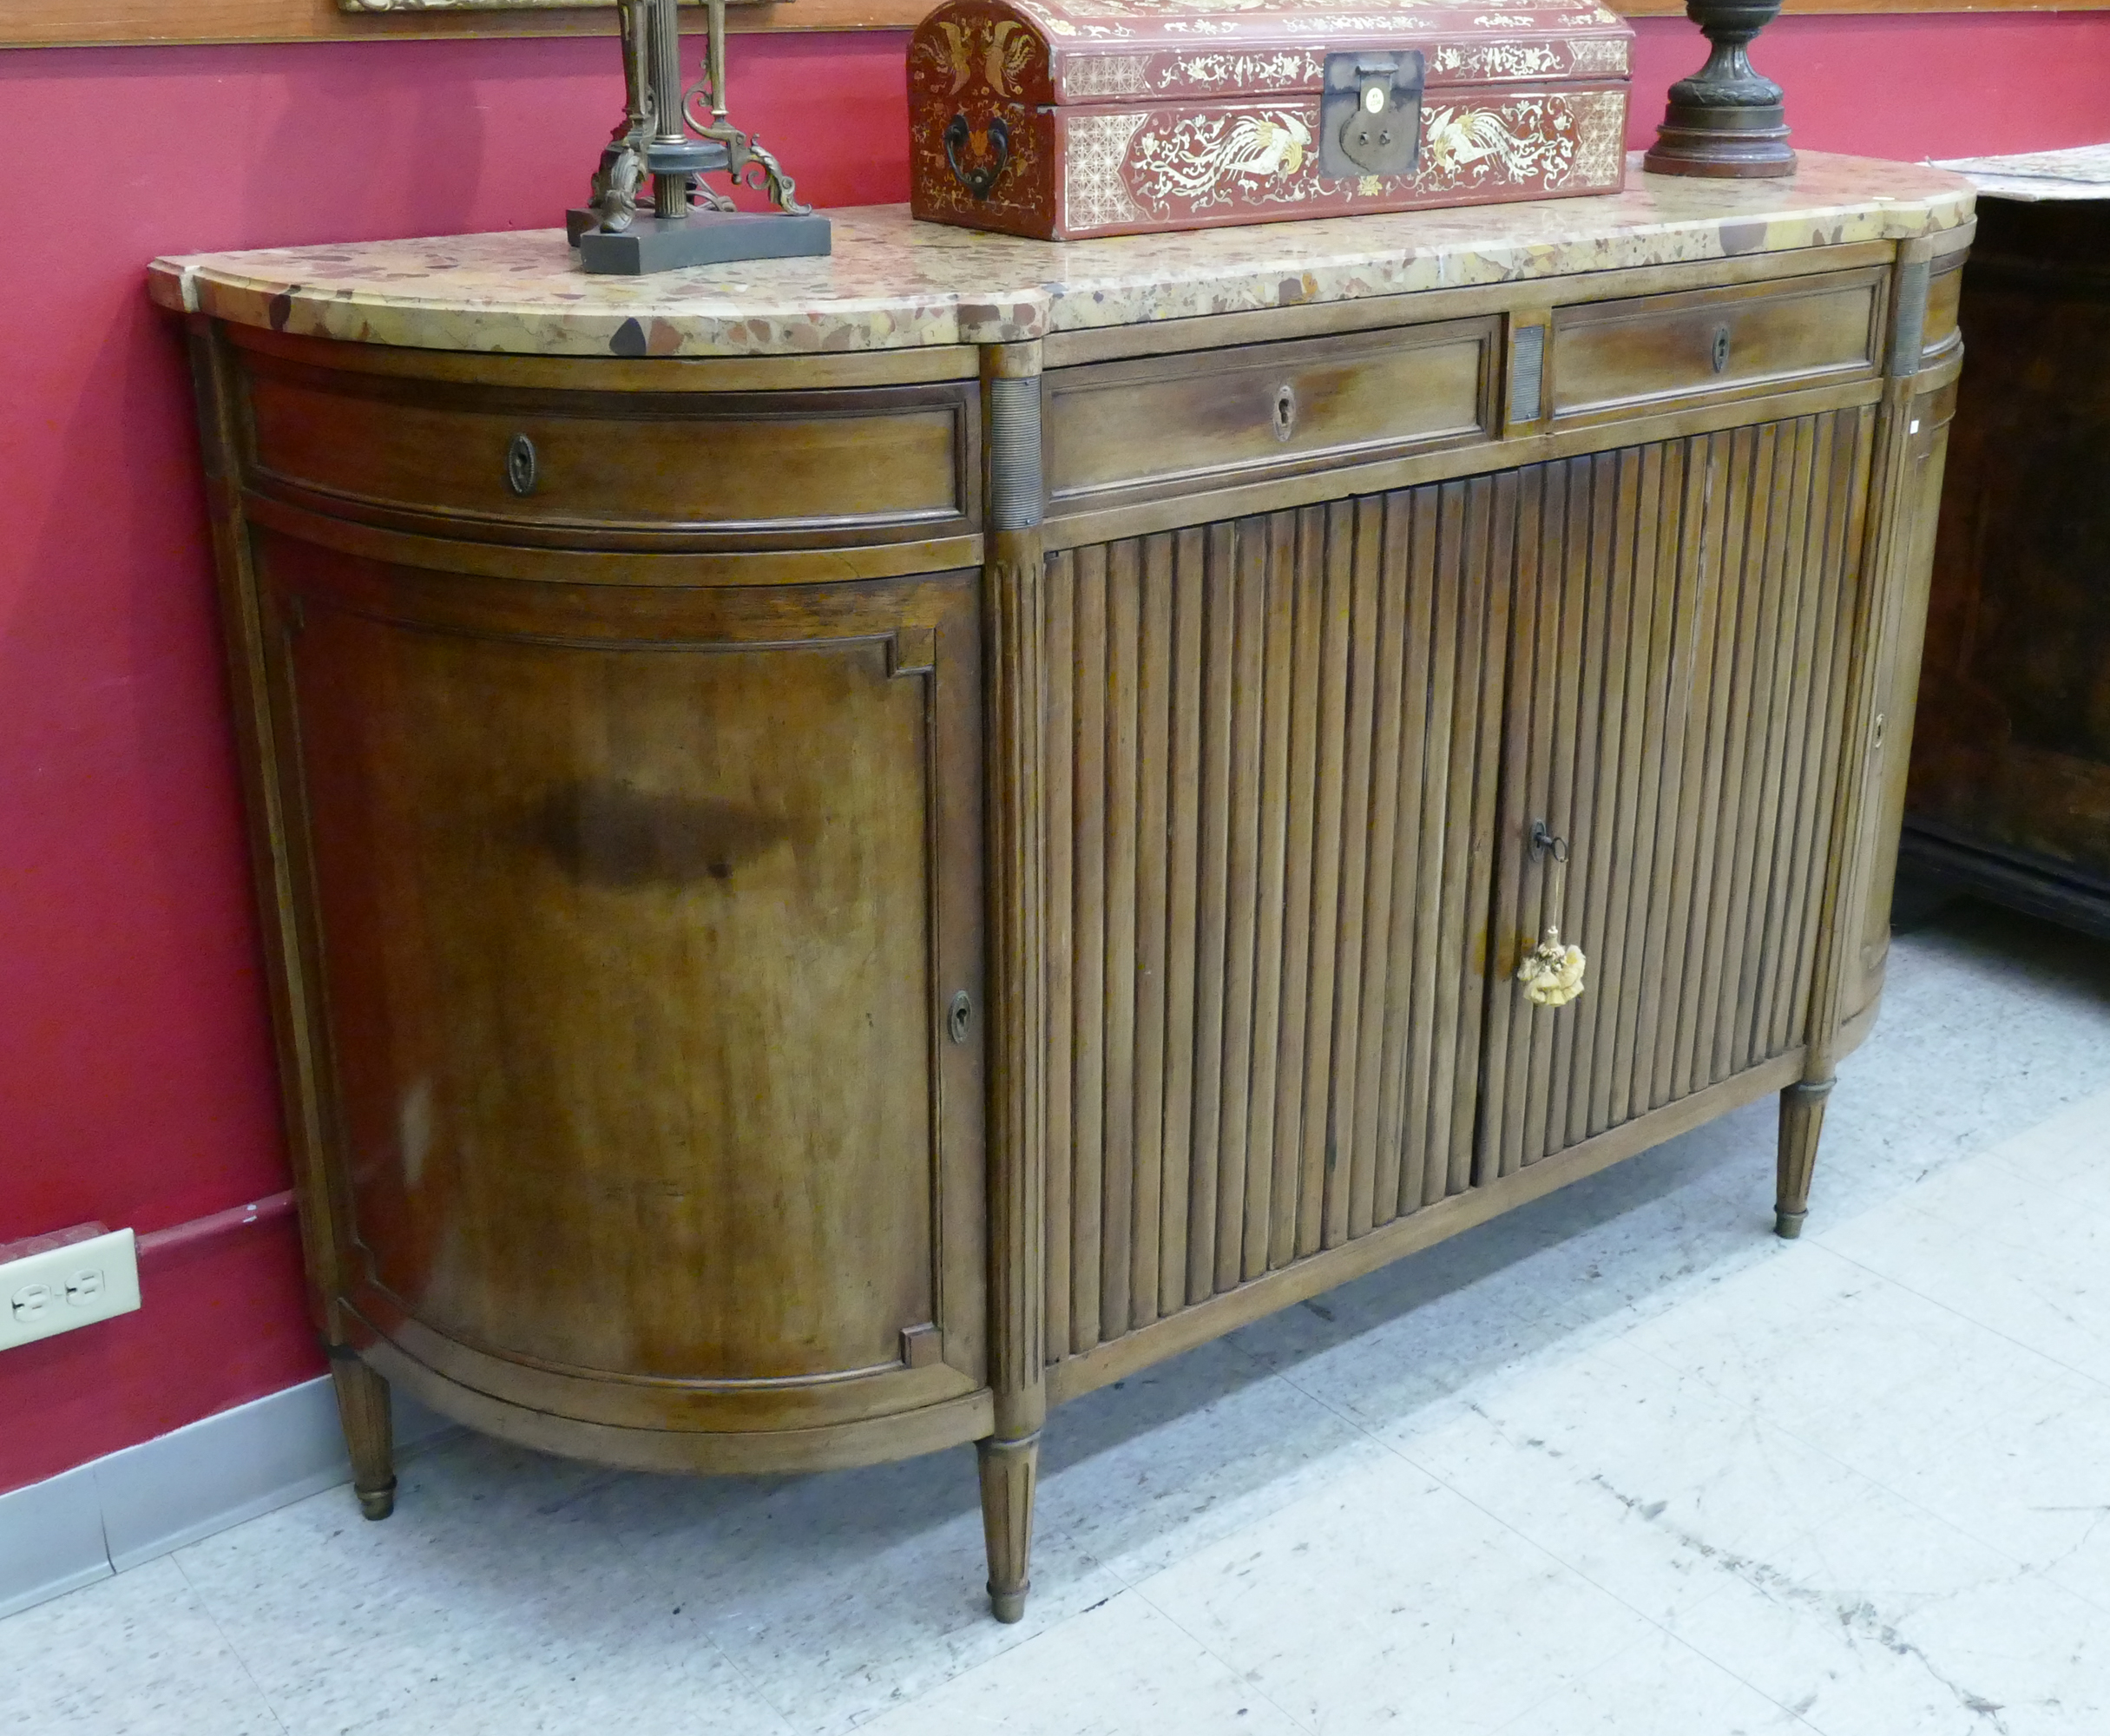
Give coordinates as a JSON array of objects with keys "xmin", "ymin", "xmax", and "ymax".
[{"xmin": 1, "ymin": 16, "xmax": 2106, "ymax": 1497}]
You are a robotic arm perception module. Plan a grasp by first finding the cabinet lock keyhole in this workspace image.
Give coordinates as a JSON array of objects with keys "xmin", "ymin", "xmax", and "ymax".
[
  {"xmin": 1710, "ymin": 326, "xmax": 1732, "ymax": 375},
  {"xmin": 947, "ymin": 990, "xmax": 973, "ymax": 1045},
  {"xmin": 506, "ymin": 432, "xmax": 539, "ymax": 496},
  {"xmin": 1272, "ymin": 384, "xmax": 1298, "ymax": 443}
]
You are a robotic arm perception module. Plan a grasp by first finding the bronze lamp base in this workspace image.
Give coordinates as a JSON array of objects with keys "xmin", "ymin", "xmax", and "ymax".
[
  {"xmin": 569, "ymin": 0, "xmax": 827, "ymax": 276},
  {"xmin": 1644, "ymin": 0, "xmax": 1797, "ymax": 179}
]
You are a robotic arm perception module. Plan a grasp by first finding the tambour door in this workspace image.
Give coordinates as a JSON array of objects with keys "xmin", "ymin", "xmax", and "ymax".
[
  {"xmin": 1481, "ymin": 410, "xmax": 1876, "ymax": 1177},
  {"xmin": 254, "ymin": 536, "xmax": 987, "ymax": 1437},
  {"xmin": 1040, "ymin": 483, "xmax": 1512, "ymax": 1364}
]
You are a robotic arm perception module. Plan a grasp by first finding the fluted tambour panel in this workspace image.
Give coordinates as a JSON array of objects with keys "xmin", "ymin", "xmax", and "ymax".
[
  {"xmin": 1043, "ymin": 485, "xmax": 1510, "ymax": 1358},
  {"xmin": 1481, "ymin": 407, "xmax": 1876, "ymax": 1178}
]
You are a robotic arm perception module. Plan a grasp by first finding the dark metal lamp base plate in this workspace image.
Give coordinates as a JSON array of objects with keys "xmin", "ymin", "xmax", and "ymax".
[{"xmin": 574, "ymin": 210, "xmax": 833, "ymax": 276}]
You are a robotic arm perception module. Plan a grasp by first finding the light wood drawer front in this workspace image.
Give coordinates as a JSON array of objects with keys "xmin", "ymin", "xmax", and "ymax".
[
  {"xmin": 241, "ymin": 361, "xmax": 975, "ymax": 542},
  {"xmin": 1551, "ymin": 268, "xmax": 1885, "ymax": 421},
  {"xmin": 1923, "ymin": 259, "xmax": 1963, "ymax": 361},
  {"xmin": 1045, "ymin": 318, "xmax": 1496, "ymax": 510}
]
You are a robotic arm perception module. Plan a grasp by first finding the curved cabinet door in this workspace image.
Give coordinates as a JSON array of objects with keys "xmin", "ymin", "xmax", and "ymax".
[
  {"xmin": 256, "ymin": 534, "xmax": 986, "ymax": 1450},
  {"xmin": 1845, "ymin": 380, "xmax": 1956, "ymax": 1023}
]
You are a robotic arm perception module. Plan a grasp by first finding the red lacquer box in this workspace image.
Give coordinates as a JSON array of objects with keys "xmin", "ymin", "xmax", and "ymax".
[{"xmin": 909, "ymin": 0, "xmax": 1633, "ymax": 240}]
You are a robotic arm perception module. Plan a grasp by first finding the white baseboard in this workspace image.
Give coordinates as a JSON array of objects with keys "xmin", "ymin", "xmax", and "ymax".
[
  {"xmin": 0, "ymin": 1375, "xmax": 455, "ymax": 1621},
  {"xmin": 0, "ymin": 1463, "xmax": 108, "ymax": 1620}
]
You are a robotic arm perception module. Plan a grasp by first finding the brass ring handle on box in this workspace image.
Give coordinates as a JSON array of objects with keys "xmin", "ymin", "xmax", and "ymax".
[
  {"xmin": 944, "ymin": 114, "xmax": 1011, "ymax": 200},
  {"xmin": 1518, "ymin": 819, "xmax": 1587, "ymax": 1007}
]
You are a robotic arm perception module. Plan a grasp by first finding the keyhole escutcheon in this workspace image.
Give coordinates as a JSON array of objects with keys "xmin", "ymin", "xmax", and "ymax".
[
  {"xmin": 948, "ymin": 990, "xmax": 973, "ymax": 1045},
  {"xmin": 1710, "ymin": 326, "xmax": 1732, "ymax": 376},
  {"xmin": 1272, "ymin": 384, "xmax": 1298, "ymax": 443},
  {"xmin": 506, "ymin": 432, "xmax": 538, "ymax": 496}
]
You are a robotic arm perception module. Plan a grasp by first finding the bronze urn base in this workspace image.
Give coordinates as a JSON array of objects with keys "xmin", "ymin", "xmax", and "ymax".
[{"xmin": 1644, "ymin": 0, "xmax": 1797, "ymax": 179}]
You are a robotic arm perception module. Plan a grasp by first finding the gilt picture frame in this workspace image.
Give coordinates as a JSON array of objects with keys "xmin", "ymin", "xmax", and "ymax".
[{"xmin": 4, "ymin": 0, "xmax": 2103, "ymax": 53}]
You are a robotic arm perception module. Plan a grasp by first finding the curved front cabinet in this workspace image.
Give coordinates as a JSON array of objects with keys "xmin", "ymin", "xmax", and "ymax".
[
  {"xmin": 163, "ymin": 182, "xmax": 1971, "ymax": 1615},
  {"xmin": 252, "ymin": 529, "xmax": 989, "ymax": 1464}
]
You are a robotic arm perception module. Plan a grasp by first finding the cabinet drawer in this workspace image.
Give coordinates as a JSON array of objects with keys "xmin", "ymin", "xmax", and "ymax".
[
  {"xmin": 1044, "ymin": 318, "xmax": 1497, "ymax": 514},
  {"xmin": 1922, "ymin": 257, "xmax": 1963, "ymax": 363},
  {"xmin": 240, "ymin": 354, "xmax": 976, "ymax": 546},
  {"xmin": 1550, "ymin": 268, "xmax": 1885, "ymax": 423}
]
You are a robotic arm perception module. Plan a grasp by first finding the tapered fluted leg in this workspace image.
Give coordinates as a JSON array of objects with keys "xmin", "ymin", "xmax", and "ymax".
[
  {"xmin": 1776, "ymin": 1078, "xmax": 1835, "ymax": 1239},
  {"xmin": 328, "ymin": 1351, "xmax": 398, "ymax": 1520},
  {"xmin": 977, "ymin": 1431, "xmax": 1039, "ymax": 1623}
]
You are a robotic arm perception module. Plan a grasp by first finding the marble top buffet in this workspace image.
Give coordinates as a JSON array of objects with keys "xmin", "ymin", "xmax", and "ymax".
[{"xmin": 152, "ymin": 152, "xmax": 1971, "ymax": 1621}]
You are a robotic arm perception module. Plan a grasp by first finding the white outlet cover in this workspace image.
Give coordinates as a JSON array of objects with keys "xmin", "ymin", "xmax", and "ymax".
[{"xmin": 1, "ymin": 1228, "xmax": 141, "ymax": 1351}]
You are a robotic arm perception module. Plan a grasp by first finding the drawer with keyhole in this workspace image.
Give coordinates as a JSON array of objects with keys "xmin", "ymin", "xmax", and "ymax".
[
  {"xmin": 1042, "ymin": 315, "xmax": 1498, "ymax": 517},
  {"xmin": 1548, "ymin": 266, "xmax": 1886, "ymax": 425},
  {"xmin": 232, "ymin": 332, "xmax": 978, "ymax": 550}
]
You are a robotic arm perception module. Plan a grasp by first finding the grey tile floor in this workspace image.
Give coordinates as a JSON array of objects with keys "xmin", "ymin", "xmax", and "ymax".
[{"xmin": 6, "ymin": 898, "xmax": 2109, "ymax": 1736}]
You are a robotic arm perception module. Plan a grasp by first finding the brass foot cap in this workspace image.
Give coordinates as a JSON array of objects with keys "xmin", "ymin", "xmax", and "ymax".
[
  {"xmin": 356, "ymin": 1481, "xmax": 398, "ymax": 1521},
  {"xmin": 988, "ymin": 1583, "xmax": 1029, "ymax": 1624},
  {"xmin": 1774, "ymin": 1208, "xmax": 1806, "ymax": 1240}
]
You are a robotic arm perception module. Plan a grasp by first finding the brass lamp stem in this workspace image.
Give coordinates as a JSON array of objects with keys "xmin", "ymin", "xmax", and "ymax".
[
  {"xmin": 651, "ymin": 0, "xmax": 688, "ymax": 219},
  {"xmin": 707, "ymin": 0, "xmax": 732, "ymax": 127}
]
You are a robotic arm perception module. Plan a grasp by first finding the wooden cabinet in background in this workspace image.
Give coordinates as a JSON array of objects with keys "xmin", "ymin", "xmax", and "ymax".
[
  {"xmin": 156, "ymin": 164, "xmax": 1970, "ymax": 1621},
  {"xmin": 1904, "ymin": 192, "xmax": 2110, "ymax": 935}
]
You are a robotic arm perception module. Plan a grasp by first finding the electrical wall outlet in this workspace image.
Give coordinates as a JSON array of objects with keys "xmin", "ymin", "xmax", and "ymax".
[{"xmin": 0, "ymin": 1226, "xmax": 141, "ymax": 1351}]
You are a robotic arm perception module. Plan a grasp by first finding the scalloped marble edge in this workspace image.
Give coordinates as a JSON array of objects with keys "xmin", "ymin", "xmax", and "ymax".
[{"xmin": 148, "ymin": 152, "xmax": 1974, "ymax": 359}]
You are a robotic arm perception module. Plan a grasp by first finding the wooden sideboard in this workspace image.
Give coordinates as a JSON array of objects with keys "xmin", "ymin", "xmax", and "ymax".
[{"xmin": 152, "ymin": 155, "xmax": 1971, "ymax": 1621}]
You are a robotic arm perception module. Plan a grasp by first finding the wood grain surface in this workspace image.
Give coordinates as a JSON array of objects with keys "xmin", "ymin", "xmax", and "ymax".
[
  {"xmin": 12, "ymin": 0, "xmax": 2104, "ymax": 49},
  {"xmin": 262, "ymin": 536, "xmax": 991, "ymax": 1431},
  {"xmin": 1906, "ymin": 199, "xmax": 2110, "ymax": 934},
  {"xmin": 1044, "ymin": 320, "xmax": 1498, "ymax": 519},
  {"xmin": 1040, "ymin": 483, "xmax": 1511, "ymax": 1358},
  {"xmin": 4, "ymin": 0, "xmax": 900, "ymax": 49},
  {"xmin": 1549, "ymin": 270, "xmax": 1885, "ymax": 426},
  {"xmin": 240, "ymin": 349, "xmax": 976, "ymax": 551},
  {"xmin": 1478, "ymin": 411, "xmax": 1872, "ymax": 1181}
]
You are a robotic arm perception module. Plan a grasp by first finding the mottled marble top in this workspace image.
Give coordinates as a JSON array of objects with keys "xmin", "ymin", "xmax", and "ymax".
[
  {"xmin": 148, "ymin": 151, "xmax": 1972, "ymax": 359},
  {"xmin": 1930, "ymin": 144, "xmax": 2110, "ymax": 203}
]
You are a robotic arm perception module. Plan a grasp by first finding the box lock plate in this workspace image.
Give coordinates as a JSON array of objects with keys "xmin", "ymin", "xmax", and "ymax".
[{"xmin": 1320, "ymin": 49, "xmax": 1425, "ymax": 181}]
